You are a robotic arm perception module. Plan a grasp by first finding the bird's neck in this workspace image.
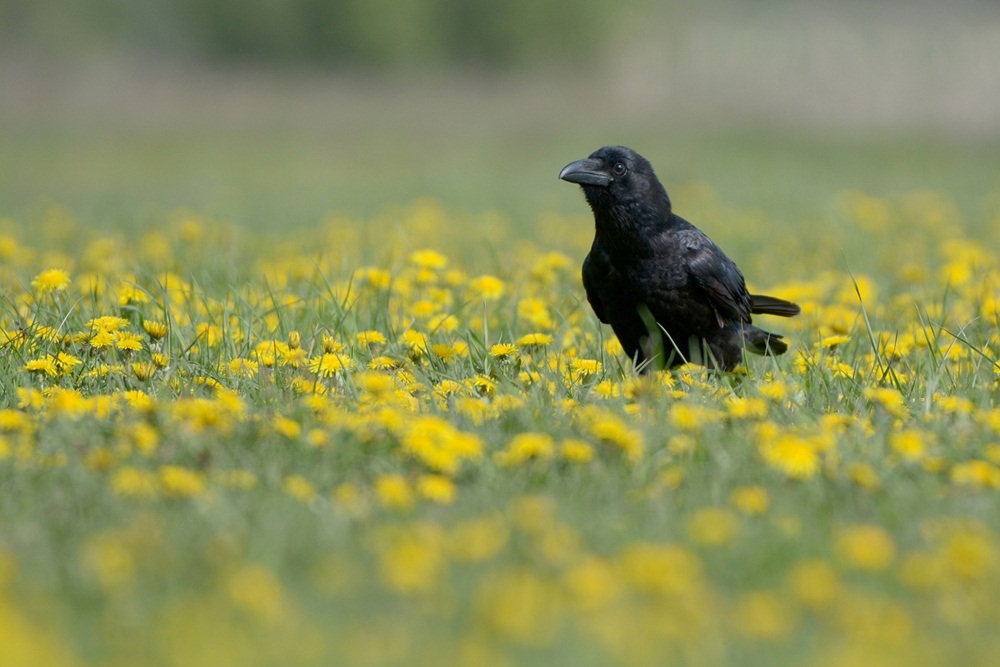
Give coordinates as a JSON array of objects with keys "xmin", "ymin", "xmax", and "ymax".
[{"xmin": 590, "ymin": 193, "xmax": 675, "ymax": 260}]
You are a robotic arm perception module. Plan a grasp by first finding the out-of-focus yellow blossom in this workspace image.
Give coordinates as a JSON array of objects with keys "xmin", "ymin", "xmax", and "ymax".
[
  {"xmin": 416, "ymin": 474, "xmax": 456, "ymax": 504},
  {"xmin": 759, "ymin": 432, "xmax": 821, "ymax": 480},
  {"xmin": 469, "ymin": 274, "xmax": 505, "ymax": 300},
  {"xmin": 160, "ymin": 465, "xmax": 207, "ymax": 499},
  {"xmin": 31, "ymin": 268, "xmax": 71, "ymax": 294},
  {"xmin": 836, "ymin": 524, "xmax": 896, "ymax": 572},
  {"xmin": 282, "ymin": 475, "xmax": 317, "ymax": 503},
  {"xmin": 687, "ymin": 507, "xmax": 740, "ymax": 547},
  {"xmin": 495, "ymin": 432, "xmax": 555, "ymax": 467},
  {"xmin": 376, "ymin": 474, "xmax": 414, "ymax": 511},
  {"xmin": 786, "ymin": 559, "xmax": 841, "ymax": 610},
  {"xmin": 730, "ymin": 485, "xmax": 770, "ymax": 516},
  {"xmin": 225, "ymin": 564, "xmax": 286, "ymax": 622}
]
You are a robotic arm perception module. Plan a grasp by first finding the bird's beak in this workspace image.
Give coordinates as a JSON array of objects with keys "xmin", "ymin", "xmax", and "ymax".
[{"xmin": 559, "ymin": 158, "xmax": 611, "ymax": 187}]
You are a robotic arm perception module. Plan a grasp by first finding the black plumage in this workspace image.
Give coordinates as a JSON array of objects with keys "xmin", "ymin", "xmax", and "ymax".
[{"xmin": 560, "ymin": 145, "xmax": 799, "ymax": 372}]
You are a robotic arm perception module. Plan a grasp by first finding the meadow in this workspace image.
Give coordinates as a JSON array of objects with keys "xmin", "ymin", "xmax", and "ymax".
[{"xmin": 3, "ymin": 108, "xmax": 1000, "ymax": 666}]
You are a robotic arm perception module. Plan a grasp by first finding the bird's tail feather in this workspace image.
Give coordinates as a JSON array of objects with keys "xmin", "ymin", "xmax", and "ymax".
[
  {"xmin": 744, "ymin": 326, "xmax": 788, "ymax": 356},
  {"xmin": 750, "ymin": 294, "xmax": 800, "ymax": 318}
]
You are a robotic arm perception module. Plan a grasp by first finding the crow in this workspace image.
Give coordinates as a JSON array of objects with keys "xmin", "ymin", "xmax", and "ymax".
[{"xmin": 559, "ymin": 145, "xmax": 799, "ymax": 372}]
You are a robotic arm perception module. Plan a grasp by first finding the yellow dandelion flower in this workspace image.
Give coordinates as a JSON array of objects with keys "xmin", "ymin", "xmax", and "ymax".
[
  {"xmin": 687, "ymin": 507, "xmax": 740, "ymax": 547},
  {"xmin": 159, "ymin": 465, "xmax": 207, "ymax": 499},
  {"xmin": 409, "ymin": 248, "xmax": 448, "ymax": 270},
  {"xmin": 890, "ymin": 428, "xmax": 927, "ymax": 462},
  {"xmin": 730, "ymin": 485, "xmax": 770, "ymax": 516},
  {"xmin": 272, "ymin": 415, "xmax": 301, "ymax": 440},
  {"xmin": 417, "ymin": 474, "xmax": 456, "ymax": 505},
  {"xmin": 309, "ymin": 352, "xmax": 352, "ymax": 377},
  {"xmin": 786, "ymin": 559, "xmax": 840, "ymax": 610},
  {"xmin": 131, "ymin": 362, "xmax": 157, "ymax": 381},
  {"xmin": 593, "ymin": 379, "xmax": 619, "ymax": 399},
  {"xmin": 357, "ymin": 266, "xmax": 392, "ymax": 289},
  {"xmin": 950, "ymin": 460, "xmax": 1000, "ymax": 489},
  {"xmin": 759, "ymin": 432, "xmax": 820, "ymax": 480},
  {"xmin": 31, "ymin": 268, "xmax": 71, "ymax": 294},
  {"xmin": 560, "ymin": 438, "xmax": 594, "ymax": 463},
  {"xmin": 431, "ymin": 342, "xmax": 457, "ymax": 362},
  {"xmin": 87, "ymin": 316, "xmax": 129, "ymax": 332},
  {"xmin": 225, "ymin": 357, "xmax": 259, "ymax": 378},
  {"xmin": 447, "ymin": 513, "xmax": 509, "ymax": 563},
  {"xmin": 731, "ymin": 590, "xmax": 795, "ymax": 640},
  {"xmin": 495, "ymin": 432, "xmax": 555, "ymax": 467},
  {"xmin": 376, "ymin": 474, "xmax": 414, "ymax": 511},
  {"xmin": 282, "ymin": 475, "xmax": 317, "ymax": 504},
  {"xmin": 816, "ymin": 334, "xmax": 851, "ymax": 349},
  {"xmin": 225, "ymin": 564, "xmax": 286, "ymax": 622},
  {"xmin": 401, "ymin": 415, "xmax": 482, "ymax": 474},
  {"xmin": 90, "ymin": 329, "xmax": 115, "ymax": 349},
  {"xmin": 848, "ymin": 462, "xmax": 881, "ymax": 490},
  {"xmin": 114, "ymin": 331, "xmax": 144, "ymax": 352},
  {"xmin": 863, "ymin": 387, "xmax": 908, "ymax": 418},
  {"xmin": 490, "ymin": 343, "xmax": 518, "ymax": 359},
  {"xmin": 377, "ymin": 524, "xmax": 444, "ymax": 594},
  {"xmin": 143, "ymin": 320, "xmax": 168, "ymax": 339},
  {"xmin": 516, "ymin": 332, "xmax": 554, "ymax": 348},
  {"xmin": 321, "ymin": 334, "xmax": 344, "ymax": 353},
  {"xmin": 279, "ymin": 346, "xmax": 308, "ymax": 368},
  {"xmin": 569, "ymin": 358, "xmax": 602, "ymax": 381},
  {"xmin": 470, "ymin": 274, "xmax": 505, "ymax": 300},
  {"xmin": 517, "ymin": 298, "xmax": 552, "ymax": 329},
  {"xmin": 469, "ymin": 374, "xmax": 496, "ymax": 396},
  {"xmin": 195, "ymin": 322, "xmax": 223, "ymax": 347},
  {"xmin": 110, "ymin": 467, "xmax": 159, "ymax": 498},
  {"xmin": 356, "ymin": 330, "xmax": 387, "ymax": 347},
  {"xmin": 24, "ymin": 357, "xmax": 58, "ymax": 376},
  {"xmin": 427, "ymin": 313, "xmax": 459, "ymax": 333},
  {"xmin": 370, "ymin": 355, "xmax": 403, "ymax": 371},
  {"xmin": 587, "ymin": 413, "xmax": 644, "ymax": 462},
  {"xmin": 836, "ymin": 524, "xmax": 896, "ymax": 572},
  {"xmin": 401, "ymin": 330, "xmax": 429, "ymax": 357}
]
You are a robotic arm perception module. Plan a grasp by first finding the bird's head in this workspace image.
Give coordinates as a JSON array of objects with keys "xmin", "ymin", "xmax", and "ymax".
[{"xmin": 558, "ymin": 146, "xmax": 670, "ymax": 217}]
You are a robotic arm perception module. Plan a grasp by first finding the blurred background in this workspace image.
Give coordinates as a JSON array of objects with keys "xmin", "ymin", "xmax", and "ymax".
[{"xmin": 2, "ymin": 0, "xmax": 999, "ymax": 235}]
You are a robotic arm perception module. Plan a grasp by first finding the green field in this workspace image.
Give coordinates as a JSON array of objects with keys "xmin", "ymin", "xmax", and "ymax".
[{"xmin": 3, "ymin": 78, "xmax": 1000, "ymax": 666}]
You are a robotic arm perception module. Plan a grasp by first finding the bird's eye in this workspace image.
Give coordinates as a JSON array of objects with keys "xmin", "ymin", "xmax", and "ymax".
[{"xmin": 612, "ymin": 162, "xmax": 627, "ymax": 177}]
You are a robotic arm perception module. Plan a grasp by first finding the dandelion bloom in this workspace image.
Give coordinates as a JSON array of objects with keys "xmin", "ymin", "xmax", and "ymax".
[
  {"xmin": 282, "ymin": 475, "xmax": 317, "ymax": 504},
  {"xmin": 376, "ymin": 474, "xmax": 414, "ymax": 511},
  {"xmin": 731, "ymin": 590, "xmax": 795, "ymax": 640},
  {"xmin": 142, "ymin": 320, "xmax": 168, "ymax": 339},
  {"xmin": 490, "ymin": 343, "xmax": 518, "ymax": 359},
  {"xmin": 24, "ymin": 357, "xmax": 59, "ymax": 376},
  {"xmin": 159, "ymin": 466, "xmax": 207, "ymax": 499},
  {"xmin": 417, "ymin": 474, "xmax": 456, "ymax": 505},
  {"xmin": 495, "ymin": 432, "xmax": 555, "ymax": 467},
  {"xmin": 786, "ymin": 559, "xmax": 841, "ymax": 610},
  {"xmin": 836, "ymin": 524, "xmax": 896, "ymax": 571},
  {"xmin": 309, "ymin": 352, "xmax": 353, "ymax": 377},
  {"xmin": 470, "ymin": 274, "xmax": 506, "ymax": 300},
  {"xmin": 687, "ymin": 507, "xmax": 740, "ymax": 547},
  {"xmin": 560, "ymin": 439, "xmax": 594, "ymax": 463},
  {"xmin": 31, "ymin": 268, "xmax": 71, "ymax": 294},
  {"xmin": 759, "ymin": 433, "xmax": 820, "ymax": 480},
  {"xmin": 730, "ymin": 486, "xmax": 770, "ymax": 516},
  {"xmin": 515, "ymin": 332, "xmax": 554, "ymax": 348},
  {"xmin": 356, "ymin": 330, "xmax": 387, "ymax": 347}
]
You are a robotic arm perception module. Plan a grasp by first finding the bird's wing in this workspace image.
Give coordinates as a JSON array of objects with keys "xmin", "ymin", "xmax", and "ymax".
[
  {"xmin": 582, "ymin": 247, "xmax": 610, "ymax": 324},
  {"xmin": 685, "ymin": 241, "xmax": 753, "ymax": 324}
]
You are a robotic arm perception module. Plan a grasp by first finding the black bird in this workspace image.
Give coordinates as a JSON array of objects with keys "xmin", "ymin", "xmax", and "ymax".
[{"xmin": 560, "ymin": 145, "xmax": 799, "ymax": 372}]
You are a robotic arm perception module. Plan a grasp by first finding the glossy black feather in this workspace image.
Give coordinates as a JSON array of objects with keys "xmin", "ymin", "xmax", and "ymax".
[{"xmin": 560, "ymin": 145, "xmax": 799, "ymax": 372}]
